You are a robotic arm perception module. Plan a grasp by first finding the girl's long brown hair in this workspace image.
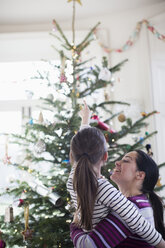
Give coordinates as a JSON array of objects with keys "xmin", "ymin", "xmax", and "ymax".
[{"xmin": 71, "ymin": 127, "xmax": 107, "ymax": 230}]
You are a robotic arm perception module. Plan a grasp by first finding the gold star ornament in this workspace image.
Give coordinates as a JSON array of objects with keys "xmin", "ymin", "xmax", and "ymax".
[{"xmin": 67, "ymin": 0, "xmax": 82, "ymax": 5}]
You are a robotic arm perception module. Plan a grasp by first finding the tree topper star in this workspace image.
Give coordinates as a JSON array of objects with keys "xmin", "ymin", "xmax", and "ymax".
[{"xmin": 67, "ymin": 0, "xmax": 82, "ymax": 5}]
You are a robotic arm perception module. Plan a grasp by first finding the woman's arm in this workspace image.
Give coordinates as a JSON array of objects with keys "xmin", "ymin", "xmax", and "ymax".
[{"xmin": 70, "ymin": 212, "xmax": 132, "ymax": 248}]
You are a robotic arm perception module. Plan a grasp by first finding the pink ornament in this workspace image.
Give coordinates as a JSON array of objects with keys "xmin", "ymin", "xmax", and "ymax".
[
  {"xmin": 0, "ymin": 240, "xmax": 6, "ymax": 248},
  {"xmin": 60, "ymin": 73, "xmax": 67, "ymax": 83},
  {"xmin": 91, "ymin": 115, "xmax": 116, "ymax": 133},
  {"xmin": 3, "ymin": 154, "xmax": 11, "ymax": 165}
]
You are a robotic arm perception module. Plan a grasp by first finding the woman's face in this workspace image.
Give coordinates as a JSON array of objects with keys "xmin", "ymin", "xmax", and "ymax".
[{"xmin": 110, "ymin": 151, "xmax": 139, "ymax": 186}]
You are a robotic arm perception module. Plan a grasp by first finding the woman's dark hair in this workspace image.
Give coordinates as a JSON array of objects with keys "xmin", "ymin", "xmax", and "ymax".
[
  {"xmin": 71, "ymin": 127, "xmax": 107, "ymax": 230},
  {"xmin": 135, "ymin": 149, "xmax": 165, "ymax": 239}
]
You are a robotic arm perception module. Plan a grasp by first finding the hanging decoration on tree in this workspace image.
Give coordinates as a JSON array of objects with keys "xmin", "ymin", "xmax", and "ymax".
[
  {"xmin": 38, "ymin": 111, "xmax": 44, "ymax": 124},
  {"xmin": 22, "ymin": 202, "xmax": 33, "ymax": 241},
  {"xmin": 60, "ymin": 73, "xmax": 67, "ymax": 83},
  {"xmin": 0, "ymin": 231, "xmax": 6, "ymax": 248},
  {"xmin": 28, "ymin": 181, "xmax": 63, "ymax": 206},
  {"xmin": 46, "ymin": 94, "xmax": 54, "ymax": 101},
  {"xmin": 4, "ymin": 206, "xmax": 14, "ymax": 223},
  {"xmin": 98, "ymin": 67, "xmax": 111, "ymax": 81},
  {"xmin": 156, "ymin": 177, "xmax": 162, "ymax": 187},
  {"xmin": 94, "ymin": 19, "xmax": 165, "ymax": 54},
  {"xmin": 18, "ymin": 199, "xmax": 24, "ymax": 207},
  {"xmin": 60, "ymin": 52, "xmax": 67, "ymax": 83},
  {"xmin": 145, "ymin": 144, "xmax": 153, "ymax": 157},
  {"xmin": 2, "ymin": 136, "xmax": 11, "ymax": 165},
  {"xmin": 34, "ymin": 140, "xmax": 46, "ymax": 154},
  {"xmin": 98, "ymin": 56, "xmax": 112, "ymax": 82},
  {"xmin": 91, "ymin": 115, "xmax": 116, "ymax": 133},
  {"xmin": 118, "ymin": 113, "xmax": 126, "ymax": 122}
]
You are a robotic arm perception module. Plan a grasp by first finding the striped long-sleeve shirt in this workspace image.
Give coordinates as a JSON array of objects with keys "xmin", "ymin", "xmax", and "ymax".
[
  {"xmin": 67, "ymin": 167, "xmax": 162, "ymax": 246},
  {"xmin": 70, "ymin": 194, "xmax": 157, "ymax": 248}
]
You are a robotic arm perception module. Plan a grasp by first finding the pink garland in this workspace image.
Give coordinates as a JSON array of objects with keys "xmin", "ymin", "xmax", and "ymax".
[{"xmin": 94, "ymin": 19, "xmax": 165, "ymax": 53}]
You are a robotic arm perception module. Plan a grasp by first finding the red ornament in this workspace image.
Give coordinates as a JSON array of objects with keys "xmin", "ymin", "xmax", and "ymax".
[
  {"xmin": 91, "ymin": 115, "xmax": 116, "ymax": 133},
  {"xmin": 0, "ymin": 240, "xmax": 6, "ymax": 248},
  {"xmin": 60, "ymin": 73, "xmax": 67, "ymax": 83},
  {"xmin": 22, "ymin": 228, "xmax": 33, "ymax": 241},
  {"xmin": 0, "ymin": 231, "xmax": 6, "ymax": 248},
  {"xmin": 18, "ymin": 199, "xmax": 24, "ymax": 207}
]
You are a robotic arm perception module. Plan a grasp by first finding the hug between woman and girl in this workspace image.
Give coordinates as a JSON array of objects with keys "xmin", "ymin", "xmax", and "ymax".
[{"xmin": 67, "ymin": 101, "xmax": 165, "ymax": 248}]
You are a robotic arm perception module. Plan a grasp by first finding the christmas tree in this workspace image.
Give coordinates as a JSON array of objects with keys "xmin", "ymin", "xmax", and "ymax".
[{"xmin": 0, "ymin": 1, "xmax": 164, "ymax": 247}]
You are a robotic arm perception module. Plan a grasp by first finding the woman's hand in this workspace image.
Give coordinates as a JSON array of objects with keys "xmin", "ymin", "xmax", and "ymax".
[
  {"xmin": 79, "ymin": 100, "xmax": 92, "ymax": 125},
  {"xmin": 155, "ymin": 239, "xmax": 165, "ymax": 248}
]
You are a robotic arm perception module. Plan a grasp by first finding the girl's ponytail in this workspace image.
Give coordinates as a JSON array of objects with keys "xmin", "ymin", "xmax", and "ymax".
[
  {"xmin": 73, "ymin": 155, "xmax": 97, "ymax": 230},
  {"xmin": 71, "ymin": 127, "xmax": 107, "ymax": 230}
]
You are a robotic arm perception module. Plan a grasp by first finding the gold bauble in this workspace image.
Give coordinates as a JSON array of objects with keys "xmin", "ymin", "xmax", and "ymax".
[{"xmin": 118, "ymin": 113, "xmax": 126, "ymax": 122}]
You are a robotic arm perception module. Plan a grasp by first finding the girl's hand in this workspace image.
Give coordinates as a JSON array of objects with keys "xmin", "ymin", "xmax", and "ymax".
[{"xmin": 79, "ymin": 100, "xmax": 92, "ymax": 125}]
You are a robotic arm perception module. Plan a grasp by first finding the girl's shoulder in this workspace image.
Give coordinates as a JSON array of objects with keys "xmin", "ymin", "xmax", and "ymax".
[{"xmin": 97, "ymin": 177, "xmax": 114, "ymax": 189}]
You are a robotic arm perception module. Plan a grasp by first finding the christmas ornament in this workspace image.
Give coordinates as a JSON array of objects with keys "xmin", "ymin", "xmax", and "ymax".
[
  {"xmin": 156, "ymin": 177, "xmax": 162, "ymax": 187},
  {"xmin": 18, "ymin": 199, "xmax": 24, "ymax": 207},
  {"xmin": 47, "ymin": 94, "xmax": 54, "ymax": 101},
  {"xmin": 139, "ymin": 137, "xmax": 144, "ymax": 144},
  {"xmin": 118, "ymin": 113, "xmax": 126, "ymax": 122},
  {"xmin": 34, "ymin": 140, "xmax": 46, "ymax": 154},
  {"xmin": 98, "ymin": 68, "xmax": 111, "ymax": 81},
  {"xmin": 4, "ymin": 206, "xmax": 14, "ymax": 223},
  {"xmin": 0, "ymin": 240, "xmax": 6, "ymax": 248},
  {"xmin": 91, "ymin": 115, "xmax": 116, "ymax": 133},
  {"xmin": 38, "ymin": 111, "xmax": 44, "ymax": 124},
  {"xmin": 62, "ymin": 159, "xmax": 70, "ymax": 164},
  {"xmin": 141, "ymin": 111, "xmax": 147, "ymax": 117},
  {"xmin": 29, "ymin": 181, "xmax": 63, "ymax": 206},
  {"xmin": 0, "ymin": 231, "xmax": 6, "ymax": 248},
  {"xmin": 22, "ymin": 203, "xmax": 33, "ymax": 241},
  {"xmin": 2, "ymin": 154, "xmax": 11, "ymax": 165},
  {"xmin": 29, "ymin": 119, "xmax": 33, "ymax": 125},
  {"xmin": 132, "ymin": 135, "xmax": 138, "ymax": 142},
  {"xmin": 60, "ymin": 73, "xmax": 67, "ymax": 83},
  {"xmin": 145, "ymin": 144, "xmax": 153, "ymax": 156},
  {"xmin": 3, "ymin": 136, "xmax": 11, "ymax": 165}
]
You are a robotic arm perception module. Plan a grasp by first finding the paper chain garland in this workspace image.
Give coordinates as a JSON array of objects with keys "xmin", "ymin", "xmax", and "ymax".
[{"xmin": 94, "ymin": 19, "xmax": 165, "ymax": 53}]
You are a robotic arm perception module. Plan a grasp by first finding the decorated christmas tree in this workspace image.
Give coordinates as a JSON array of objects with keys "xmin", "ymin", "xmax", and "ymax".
[{"xmin": 0, "ymin": 1, "xmax": 164, "ymax": 247}]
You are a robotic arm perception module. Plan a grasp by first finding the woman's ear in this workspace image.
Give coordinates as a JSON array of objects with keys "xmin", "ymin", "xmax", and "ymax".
[{"xmin": 136, "ymin": 171, "xmax": 145, "ymax": 180}]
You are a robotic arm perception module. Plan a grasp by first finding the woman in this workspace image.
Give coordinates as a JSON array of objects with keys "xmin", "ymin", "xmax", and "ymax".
[
  {"xmin": 67, "ymin": 101, "xmax": 165, "ymax": 247},
  {"xmin": 70, "ymin": 150, "xmax": 165, "ymax": 247}
]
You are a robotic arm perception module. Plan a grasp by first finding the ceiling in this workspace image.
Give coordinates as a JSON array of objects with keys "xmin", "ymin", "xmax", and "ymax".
[{"xmin": 0, "ymin": 0, "xmax": 165, "ymax": 26}]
